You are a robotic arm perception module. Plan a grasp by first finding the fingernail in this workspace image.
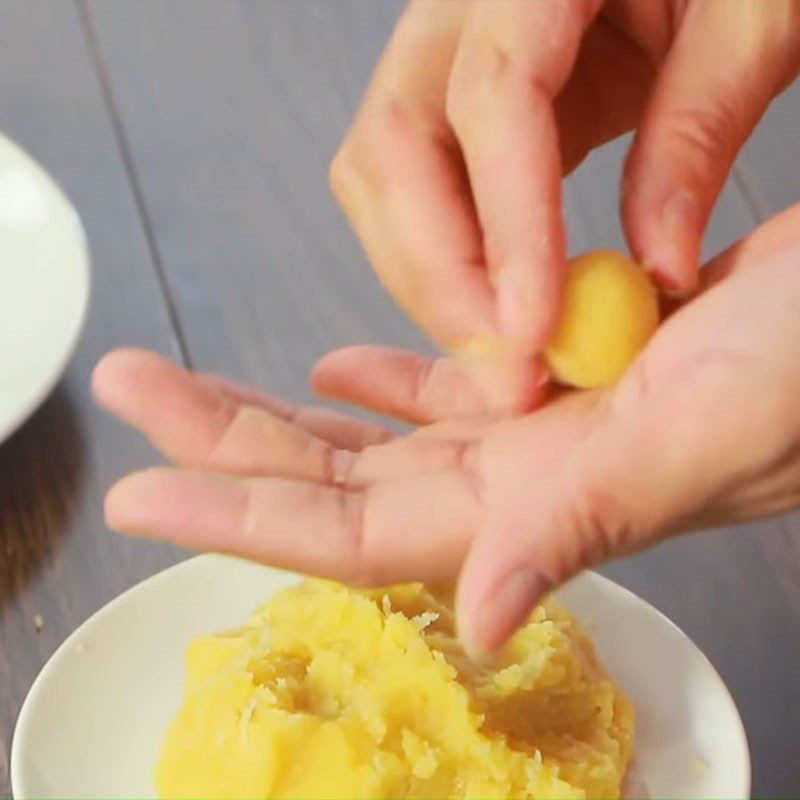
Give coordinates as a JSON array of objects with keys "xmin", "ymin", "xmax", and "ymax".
[
  {"xmin": 644, "ymin": 189, "xmax": 698, "ymax": 297},
  {"xmin": 461, "ymin": 567, "xmax": 551, "ymax": 659},
  {"xmin": 649, "ymin": 262, "xmax": 696, "ymax": 300}
]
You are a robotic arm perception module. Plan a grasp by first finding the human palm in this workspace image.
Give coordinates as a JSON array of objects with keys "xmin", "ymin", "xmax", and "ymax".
[{"xmin": 94, "ymin": 203, "xmax": 800, "ymax": 656}]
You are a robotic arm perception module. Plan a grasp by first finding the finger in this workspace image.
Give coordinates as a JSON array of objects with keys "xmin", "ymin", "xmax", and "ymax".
[
  {"xmin": 93, "ymin": 350, "xmax": 390, "ymax": 480},
  {"xmin": 453, "ymin": 377, "xmax": 710, "ymax": 657},
  {"xmin": 197, "ymin": 374, "xmax": 393, "ymax": 450},
  {"xmin": 95, "ymin": 349, "xmax": 478, "ymax": 487},
  {"xmin": 456, "ymin": 486, "xmax": 653, "ymax": 658},
  {"xmin": 350, "ymin": 434, "xmax": 477, "ymax": 485},
  {"xmin": 331, "ymin": 1, "xmax": 501, "ymax": 352},
  {"xmin": 314, "ymin": 346, "xmax": 485, "ymax": 425},
  {"xmin": 553, "ymin": 19, "xmax": 656, "ymax": 174},
  {"xmin": 701, "ymin": 199, "xmax": 800, "ymax": 289},
  {"xmin": 94, "ymin": 349, "xmax": 349, "ymax": 480},
  {"xmin": 446, "ymin": 0, "xmax": 603, "ymax": 349},
  {"xmin": 313, "ymin": 345, "xmax": 548, "ymax": 425},
  {"xmin": 105, "ymin": 466, "xmax": 479, "ymax": 585},
  {"xmin": 622, "ymin": 2, "xmax": 800, "ymax": 295}
]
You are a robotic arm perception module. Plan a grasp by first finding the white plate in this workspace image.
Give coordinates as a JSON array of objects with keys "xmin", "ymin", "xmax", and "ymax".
[
  {"xmin": 0, "ymin": 133, "xmax": 89, "ymax": 445},
  {"xmin": 11, "ymin": 555, "xmax": 750, "ymax": 799}
]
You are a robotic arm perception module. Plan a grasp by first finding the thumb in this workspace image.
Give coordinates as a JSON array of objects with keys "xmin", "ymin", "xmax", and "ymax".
[
  {"xmin": 622, "ymin": 1, "xmax": 800, "ymax": 296},
  {"xmin": 455, "ymin": 374, "xmax": 724, "ymax": 657}
]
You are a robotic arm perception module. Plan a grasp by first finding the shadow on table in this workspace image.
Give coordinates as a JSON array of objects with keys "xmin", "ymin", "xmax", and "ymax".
[{"xmin": 0, "ymin": 387, "xmax": 84, "ymax": 610}]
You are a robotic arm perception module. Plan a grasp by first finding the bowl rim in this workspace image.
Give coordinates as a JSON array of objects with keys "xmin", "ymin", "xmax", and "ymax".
[{"xmin": 573, "ymin": 570, "xmax": 751, "ymax": 797}]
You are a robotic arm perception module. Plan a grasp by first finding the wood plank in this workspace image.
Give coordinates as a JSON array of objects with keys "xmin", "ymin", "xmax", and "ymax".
[
  {"xmin": 86, "ymin": 0, "xmax": 416, "ymax": 406},
  {"xmin": 737, "ymin": 79, "xmax": 800, "ymax": 220},
  {"xmin": 0, "ymin": 1, "xmax": 184, "ymax": 791},
  {"xmin": 85, "ymin": 3, "xmax": 800, "ymax": 795}
]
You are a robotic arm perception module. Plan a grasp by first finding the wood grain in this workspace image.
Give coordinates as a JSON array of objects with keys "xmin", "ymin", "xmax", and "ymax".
[
  {"xmin": 1, "ymin": 1, "xmax": 798, "ymax": 797},
  {"xmin": 0, "ymin": 2, "xmax": 185, "ymax": 793}
]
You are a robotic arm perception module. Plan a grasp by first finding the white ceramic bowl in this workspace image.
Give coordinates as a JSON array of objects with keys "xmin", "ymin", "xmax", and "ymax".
[
  {"xmin": 11, "ymin": 555, "xmax": 750, "ymax": 799},
  {"xmin": 0, "ymin": 132, "xmax": 89, "ymax": 445}
]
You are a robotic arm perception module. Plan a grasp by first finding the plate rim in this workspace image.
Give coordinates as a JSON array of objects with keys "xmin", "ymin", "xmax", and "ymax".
[
  {"xmin": 0, "ymin": 130, "xmax": 91, "ymax": 446},
  {"xmin": 10, "ymin": 555, "xmax": 752, "ymax": 798}
]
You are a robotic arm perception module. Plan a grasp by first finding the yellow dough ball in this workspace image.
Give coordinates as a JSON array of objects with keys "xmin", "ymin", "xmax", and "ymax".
[{"xmin": 545, "ymin": 251, "xmax": 659, "ymax": 389}]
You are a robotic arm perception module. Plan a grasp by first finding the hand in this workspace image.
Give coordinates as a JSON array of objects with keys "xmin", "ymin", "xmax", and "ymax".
[
  {"xmin": 326, "ymin": 0, "xmax": 800, "ymax": 414},
  {"xmin": 95, "ymin": 203, "xmax": 800, "ymax": 656}
]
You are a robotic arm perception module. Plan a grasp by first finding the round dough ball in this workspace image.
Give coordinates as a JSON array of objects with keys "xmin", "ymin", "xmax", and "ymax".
[{"xmin": 545, "ymin": 251, "xmax": 659, "ymax": 389}]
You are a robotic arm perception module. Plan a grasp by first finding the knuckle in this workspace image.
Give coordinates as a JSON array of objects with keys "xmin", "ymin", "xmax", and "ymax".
[
  {"xmin": 336, "ymin": 489, "xmax": 377, "ymax": 588},
  {"xmin": 240, "ymin": 480, "xmax": 260, "ymax": 541},
  {"xmin": 410, "ymin": 358, "xmax": 482, "ymax": 420},
  {"xmin": 451, "ymin": 440, "xmax": 487, "ymax": 506},
  {"xmin": 202, "ymin": 400, "xmax": 242, "ymax": 465},
  {"xmin": 410, "ymin": 356, "xmax": 438, "ymax": 410},
  {"xmin": 333, "ymin": 98, "xmax": 443, "ymax": 197},
  {"xmin": 446, "ymin": 40, "xmax": 517, "ymax": 128},
  {"xmin": 328, "ymin": 145, "xmax": 357, "ymax": 204},
  {"xmin": 664, "ymin": 100, "xmax": 742, "ymax": 177},
  {"xmin": 561, "ymin": 472, "xmax": 639, "ymax": 567},
  {"xmin": 372, "ymin": 97, "xmax": 448, "ymax": 160},
  {"xmin": 446, "ymin": 30, "xmax": 559, "ymax": 133}
]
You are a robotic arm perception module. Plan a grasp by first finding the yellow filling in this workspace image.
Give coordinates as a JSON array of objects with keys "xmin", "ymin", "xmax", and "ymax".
[
  {"xmin": 545, "ymin": 251, "xmax": 659, "ymax": 389},
  {"xmin": 156, "ymin": 581, "xmax": 633, "ymax": 799}
]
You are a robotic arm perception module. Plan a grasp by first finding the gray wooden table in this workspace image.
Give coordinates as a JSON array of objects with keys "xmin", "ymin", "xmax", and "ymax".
[{"xmin": 0, "ymin": 2, "xmax": 798, "ymax": 797}]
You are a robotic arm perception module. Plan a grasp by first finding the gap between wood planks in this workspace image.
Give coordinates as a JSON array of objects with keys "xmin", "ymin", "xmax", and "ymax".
[{"xmin": 75, "ymin": 0, "xmax": 191, "ymax": 369}]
